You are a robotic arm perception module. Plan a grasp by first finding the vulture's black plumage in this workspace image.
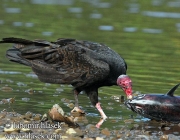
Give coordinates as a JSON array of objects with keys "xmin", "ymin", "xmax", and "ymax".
[{"xmin": 0, "ymin": 37, "xmax": 132, "ymax": 128}]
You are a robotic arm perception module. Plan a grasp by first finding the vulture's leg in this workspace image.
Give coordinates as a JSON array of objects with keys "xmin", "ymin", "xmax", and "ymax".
[
  {"xmin": 87, "ymin": 89, "xmax": 107, "ymax": 128},
  {"xmin": 71, "ymin": 89, "xmax": 85, "ymax": 113}
]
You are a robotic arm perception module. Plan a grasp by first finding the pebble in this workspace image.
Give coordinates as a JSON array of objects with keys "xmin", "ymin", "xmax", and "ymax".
[
  {"xmin": 96, "ymin": 137, "xmax": 104, "ymax": 140},
  {"xmin": 0, "ymin": 104, "xmax": 180, "ymax": 140},
  {"xmin": 66, "ymin": 128, "xmax": 83, "ymax": 137},
  {"xmin": 25, "ymin": 88, "xmax": 34, "ymax": 94},
  {"xmin": 1, "ymin": 86, "xmax": 13, "ymax": 92},
  {"xmin": 160, "ymin": 135, "xmax": 168, "ymax": 140},
  {"xmin": 101, "ymin": 128, "xmax": 110, "ymax": 137},
  {"xmin": 4, "ymin": 124, "xmax": 20, "ymax": 133},
  {"xmin": 66, "ymin": 128, "xmax": 76, "ymax": 135},
  {"xmin": 67, "ymin": 103, "xmax": 75, "ymax": 109}
]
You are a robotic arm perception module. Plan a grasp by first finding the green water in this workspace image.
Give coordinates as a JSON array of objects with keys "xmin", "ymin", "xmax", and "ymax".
[{"xmin": 0, "ymin": 0, "xmax": 180, "ymax": 137}]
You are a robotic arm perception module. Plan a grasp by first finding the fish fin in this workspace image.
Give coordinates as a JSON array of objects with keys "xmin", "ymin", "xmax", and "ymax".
[{"xmin": 166, "ymin": 83, "xmax": 180, "ymax": 96}]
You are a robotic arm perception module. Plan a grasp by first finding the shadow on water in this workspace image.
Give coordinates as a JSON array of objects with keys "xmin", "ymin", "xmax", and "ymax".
[{"xmin": 0, "ymin": 0, "xmax": 180, "ymax": 138}]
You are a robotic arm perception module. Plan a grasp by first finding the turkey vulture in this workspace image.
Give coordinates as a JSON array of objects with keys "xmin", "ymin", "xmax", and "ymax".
[{"xmin": 0, "ymin": 37, "xmax": 132, "ymax": 128}]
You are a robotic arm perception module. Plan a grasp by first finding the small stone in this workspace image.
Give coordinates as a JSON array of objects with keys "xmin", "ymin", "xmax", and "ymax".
[
  {"xmin": 25, "ymin": 88, "xmax": 34, "ymax": 94},
  {"xmin": 24, "ymin": 112, "xmax": 33, "ymax": 119},
  {"xmin": 33, "ymin": 114, "xmax": 41, "ymax": 121},
  {"xmin": 178, "ymin": 123, "xmax": 180, "ymax": 127},
  {"xmin": 1, "ymin": 86, "xmax": 13, "ymax": 92},
  {"xmin": 74, "ymin": 128, "xmax": 83, "ymax": 137},
  {"xmin": 53, "ymin": 104, "xmax": 64, "ymax": 116},
  {"xmin": 21, "ymin": 128, "xmax": 31, "ymax": 132},
  {"xmin": 116, "ymin": 134, "xmax": 122, "ymax": 139},
  {"xmin": 21, "ymin": 97, "xmax": 30, "ymax": 102},
  {"xmin": 164, "ymin": 127, "xmax": 170, "ymax": 130},
  {"xmin": 83, "ymin": 138, "xmax": 94, "ymax": 140},
  {"xmin": 0, "ymin": 132, "xmax": 6, "ymax": 138},
  {"xmin": 54, "ymin": 128, "xmax": 63, "ymax": 134},
  {"xmin": 86, "ymin": 124, "xmax": 96, "ymax": 130},
  {"xmin": 67, "ymin": 103, "xmax": 75, "ymax": 109},
  {"xmin": 101, "ymin": 128, "xmax": 110, "ymax": 137},
  {"xmin": 124, "ymin": 119, "xmax": 134, "ymax": 123},
  {"xmin": 66, "ymin": 128, "xmax": 83, "ymax": 137},
  {"xmin": 126, "ymin": 131, "xmax": 131, "ymax": 137},
  {"xmin": 134, "ymin": 124, "xmax": 139, "ymax": 128},
  {"xmin": 4, "ymin": 124, "xmax": 20, "ymax": 133},
  {"xmin": 41, "ymin": 113, "xmax": 48, "ymax": 122},
  {"xmin": 96, "ymin": 137, "xmax": 104, "ymax": 140},
  {"xmin": 160, "ymin": 135, "xmax": 168, "ymax": 140},
  {"xmin": 0, "ymin": 112, "xmax": 6, "ymax": 119},
  {"xmin": 66, "ymin": 128, "xmax": 76, "ymax": 135},
  {"xmin": 61, "ymin": 135, "xmax": 69, "ymax": 139}
]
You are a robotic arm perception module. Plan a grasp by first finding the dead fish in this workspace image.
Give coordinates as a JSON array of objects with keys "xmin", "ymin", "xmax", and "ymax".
[{"xmin": 125, "ymin": 83, "xmax": 180, "ymax": 123}]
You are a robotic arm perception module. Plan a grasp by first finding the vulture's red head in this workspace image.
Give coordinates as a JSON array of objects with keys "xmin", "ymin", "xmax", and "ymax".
[{"xmin": 117, "ymin": 74, "xmax": 132, "ymax": 99}]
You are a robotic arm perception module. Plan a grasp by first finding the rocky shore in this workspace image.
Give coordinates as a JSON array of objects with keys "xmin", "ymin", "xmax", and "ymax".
[{"xmin": 0, "ymin": 104, "xmax": 180, "ymax": 140}]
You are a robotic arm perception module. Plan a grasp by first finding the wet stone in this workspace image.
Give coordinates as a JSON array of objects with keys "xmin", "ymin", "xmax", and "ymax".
[
  {"xmin": 160, "ymin": 135, "xmax": 168, "ymax": 140},
  {"xmin": 0, "ymin": 112, "xmax": 6, "ymax": 119},
  {"xmin": 24, "ymin": 111, "xmax": 33, "ymax": 119},
  {"xmin": 96, "ymin": 137, "xmax": 104, "ymax": 140},
  {"xmin": 54, "ymin": 128, "xmax": 63, "ymax": 134},
  {"xmin": 21, "ymin": 97, "xmax": 30, "ymax": 102},
  {"xmin": 25, "ymin": 88, "xmax": 34, "ymax": 94},
  {"xmin": 164, "ymin": 127, "xmax": 170, "ymax": 130},
  {"xmin": 6, "ymin": 79, "xmax": 14, "ymax": 83},
  {"xmin": 1, "ymin": 86, "xmax": 13, "ymax": 92},
  {"xmin": 0, "ymin": 103, "xmax": 180, "ymax": 139},
  {"xmin": 4, "ymin": 124, "xmax": 20, "ymax": 133},
  {"xmin": 124, "ymin": 119, "xmax": 134, "ymax": 124},
  {"xmin": 17, "ymin": 82, "xmax": 26, "ymax": 86},
  {"xmin": 101, "ymin": 128, "xmax": 110, "ymax": 137},
  {"xmin": 67, "ymin": 103, "xmax": 75, "ymax": 109},
  {"xmin": 33, "ymin": 114, "xmax": 41, "ymax": 121}
]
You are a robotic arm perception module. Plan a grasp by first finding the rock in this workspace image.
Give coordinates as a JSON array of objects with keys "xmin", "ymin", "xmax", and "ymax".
[
  {"xmin": 54, "ymin": 128, "xmax": 63, "ymax": 134},
  {"xmin": 116, "ymin": 134, "xmax": 122, "ymax": 139},
  {"xmin": 164, "ymin": 127, "xmax": 170, "ymax": 130},
  {"xmin": 0, "ymin": 112, "xmax": 6, "ymax": 119},
  {"xmin": 41, "ymin": 113, "xmax": 48, "ymax": 122},
  {"xmin": 48, "ymin": 104, "xmax": 65, "ymax": 121},
  {"xmin": 74, "ymin": 128, "xmax": 83, "ymax": 137},
  {"xmin": 101, "ymin": 128, "xmax": 110, "ymax": 137},
  {"xmin": 96, "ymin": 137, "xmax": 104, "ymax": 140},
  {"xmin": 4, "ymin": 124, "xmax": 20, "ymax": 133},
  {"xmin": 67, "ymin": 103, "xmax": 75, "ymax": 109},
  {"xmin": 66, "ymin": 128, "xmax": 83, "ymax": 137},
  {"xmin": 124, "ymin": 119, "xmax": 134, "ymax": 124},
  {"xmin": 66, "ymin": 128, "xmax": 76, "ymax": 134},
  {"xmin": 160, "ymin": 135, "xmax": 168, "ymax": 140},
  {"xmin": 86, "ymin": 124, "xmax": 96, "ymax": 130},
  {"xmin": 25, "ymin": 88, "xmax": 34, "ymax": 94},
  {"xmin": 61, "ymin": 135, "xmax": 69, "ymax": 139},
  {"xmin": 21, "ymin": 128, "xmax": 31, "ymax": 132},
  {"xmin": 1, "ymin": 86, "xmax": 13, "ymax": 92},
  {"xmin": 83, "ymin": 138, "xmax": 94, "ymax": 140},
  {"xmin": 33, "ymin": 114, "xmax": 41, "ymax": 121},
  {"xmin": 48, "ymin": 104, "xmax": 78, "ymax": 127}
]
